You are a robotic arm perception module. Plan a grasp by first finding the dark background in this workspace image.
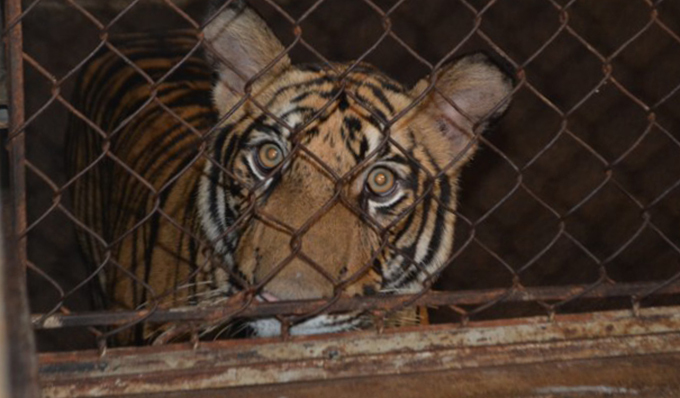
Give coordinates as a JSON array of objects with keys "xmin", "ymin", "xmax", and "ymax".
[{"xmin": 14, "ymin": 0, "xmax": 680, "ymax": 350}]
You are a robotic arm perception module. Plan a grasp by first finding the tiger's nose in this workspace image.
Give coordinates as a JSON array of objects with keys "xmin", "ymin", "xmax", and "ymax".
[{"xmin": 260, "ymin": 262, "xmax": 334, "ymax": 301}]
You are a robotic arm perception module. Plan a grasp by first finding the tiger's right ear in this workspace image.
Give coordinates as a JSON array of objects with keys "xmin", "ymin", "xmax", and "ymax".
[{"xmin": 204, "ymin": 1, "xmax": 291, "ymax": 109}]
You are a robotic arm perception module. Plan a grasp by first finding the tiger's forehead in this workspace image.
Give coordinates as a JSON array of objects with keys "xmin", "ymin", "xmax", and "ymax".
[{"xmin": 250, "ymin": 64, "xmax": 418, "ymax": 173}]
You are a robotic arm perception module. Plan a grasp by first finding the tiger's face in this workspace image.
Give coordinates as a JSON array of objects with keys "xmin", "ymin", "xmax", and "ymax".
[{"xmin": 200, "ymin": 1, "xmax": 513, "ymax": 336}]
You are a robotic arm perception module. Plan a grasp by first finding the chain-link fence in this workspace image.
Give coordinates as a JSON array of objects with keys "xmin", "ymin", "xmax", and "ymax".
[{"xmin": 4, "ymin": 0, "xmax": 680, "ymax": 383}]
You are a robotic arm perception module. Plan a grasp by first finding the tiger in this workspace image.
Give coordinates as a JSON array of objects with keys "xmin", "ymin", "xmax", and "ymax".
[{"xmin": 66, "ymin": 0, "xmax": 513, "ymax": 343}]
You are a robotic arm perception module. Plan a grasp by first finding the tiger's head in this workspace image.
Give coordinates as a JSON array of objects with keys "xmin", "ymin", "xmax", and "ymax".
[{"xmin": 199, "ymin": 1, "xmax": 513, "ymax": 336}]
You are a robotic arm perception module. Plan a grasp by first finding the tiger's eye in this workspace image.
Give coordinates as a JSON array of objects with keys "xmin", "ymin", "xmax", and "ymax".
[
  {"xmin": 257, "ymin": 143, "xmax": 283, "ymax": 170},
  {"xmin": 367, "ymin": 167, "xmax": 396, "ymax": 196}
]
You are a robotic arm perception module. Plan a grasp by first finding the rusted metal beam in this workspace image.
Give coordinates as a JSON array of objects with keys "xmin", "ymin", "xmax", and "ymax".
[
  {"xmin": 0, "ymin": 39, "xmax": 6, "ymax": 130},
  {"xmin": 33, "ymin": 0, "xmax": 295, "ymax": 8},
  {"xmin": 105, "ymin": 353, "xmax": 680, "ymax": 398},
  {"xmin": 3, "ymin": 0, "xmax": 40, "ymax": 397},
  {"xmin": 0, "ymin": 204, "xmax": 10, "ymax": 398},
  {"xmin": 33, "ymin": 280, "xmax": 680, "ymax": 329},
  {"xmin": 30, "ymin": 0, "xmax": 206, "ymax": 9},
  {"xmin": 39, "ymin": 305, "xmax": 680, "ymax": 397}
]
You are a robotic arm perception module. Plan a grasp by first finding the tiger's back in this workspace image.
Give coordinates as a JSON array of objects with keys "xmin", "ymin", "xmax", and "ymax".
[{"xmin": 66, "ymin": 30, "xmax": 216, "ymax": 312}]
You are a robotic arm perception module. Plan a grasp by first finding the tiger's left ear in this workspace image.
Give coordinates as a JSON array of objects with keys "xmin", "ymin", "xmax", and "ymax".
[
  {"xmin": 413, "ymin": 52, "xmax": 514, "ymax": 141},
  {"xmin": 204, "ymin": 1, "xmax": 291, "ymax": 110}
]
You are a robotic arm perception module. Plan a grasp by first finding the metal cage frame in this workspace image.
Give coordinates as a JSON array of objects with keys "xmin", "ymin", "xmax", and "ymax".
[{"xmin": 3, "ymin": 0, "xmax": 680, "ymax": 396}]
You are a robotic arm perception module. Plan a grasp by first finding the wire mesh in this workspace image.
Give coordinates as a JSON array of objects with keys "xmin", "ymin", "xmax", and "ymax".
[{"xmin": 4, "ymin": 0, "xmax": 680, "ymax": 352}]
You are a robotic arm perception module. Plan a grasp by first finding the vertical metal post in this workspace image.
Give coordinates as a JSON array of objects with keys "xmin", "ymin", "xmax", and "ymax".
[{"xmin": 2, "ymin": 0, "xmax": 39, "ymax": 396}]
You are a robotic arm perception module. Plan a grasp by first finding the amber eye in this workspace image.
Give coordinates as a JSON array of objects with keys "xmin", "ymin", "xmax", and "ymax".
[
  {"xmin": 256, "ymin": 142, "xmax": 284, "ymax": 171},
  {"xmin": 366, "ymin": 167, "xmax": 396, "ymax": 196}
]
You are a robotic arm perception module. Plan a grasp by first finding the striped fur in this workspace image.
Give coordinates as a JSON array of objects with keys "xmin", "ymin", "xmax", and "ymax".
[
  {"xmin": 67, "ymin": 2, "xmax": 513, "ymax": 342},
  {"xmin": 66, "ymin": 31, "xmax": 218, "ymax": 319}
]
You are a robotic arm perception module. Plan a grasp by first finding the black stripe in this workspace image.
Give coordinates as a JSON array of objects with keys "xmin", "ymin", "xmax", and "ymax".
[
  {"xmin": 365, "ymin": 83, "xmax": 395, "ymax": 114},
  {"xmin": 376, "ymin": 194, "xmax": 407, "ymax": 216},
  {"xmin": 419, "ymin": 178, "xmax": 451, "ymax": 268}
]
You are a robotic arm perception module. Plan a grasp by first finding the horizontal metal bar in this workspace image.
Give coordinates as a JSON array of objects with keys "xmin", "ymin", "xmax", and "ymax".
[
  {"xmin": 32, "ymin": 280, "xmax": 680, "ymax": 329},
  {"xmin": 33, "ymin": 0, "xmax": 201, "ymax": 9},
  {"xmin": 38, "ymin": 305, "xmax": 680, "ymax": 397},
  {"xmin": 4, "ymin": 0, "xmax": 40, "ymax": 396},
  {"xmin": 83, "ymin": 354, "xmax": 680, "ymax": 398},
  {"xmin": 35, "ymin": 0, "xmax": 297, "ymax": 8}
]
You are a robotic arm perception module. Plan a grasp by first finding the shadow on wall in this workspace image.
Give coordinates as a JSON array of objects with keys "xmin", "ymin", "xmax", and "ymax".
[{"xmin": 17, "ymin": 0, "xmax": 680, "ymax": 349}]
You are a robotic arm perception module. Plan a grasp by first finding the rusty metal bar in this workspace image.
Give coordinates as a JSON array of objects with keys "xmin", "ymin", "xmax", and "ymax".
[
  {"xmin": 35, "ymin": 0, "xmax": 200, "ymax": 8},
  {"xmin": 127, "ymin": 354, "xmax": 680, "ymax": 398},
  {"xmin": 0, "ymin": 204, "xmax": 10, "ymax": 398},
  {"xmin": 32, "ymin": 280, "xmax": 680, "ymax": 329},
  {"xmin": 118, "ymin": 354, "xmax": 680, "ymax": 398},
  {"xmin": 0, "ymin": 41, "xmax": 6, "ymax": 130},
  {"xmin": 38, "ymin": 305, "xmax": 680, "ymax": 397},
  {"xmin": 2, "ymin": 0, "xmax": 39, "ymax": 397}
]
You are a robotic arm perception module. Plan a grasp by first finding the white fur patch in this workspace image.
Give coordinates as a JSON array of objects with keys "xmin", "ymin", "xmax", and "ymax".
[{"xmin": 250, "ymin": 314, "xmax": 358, "ymax": 337}]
